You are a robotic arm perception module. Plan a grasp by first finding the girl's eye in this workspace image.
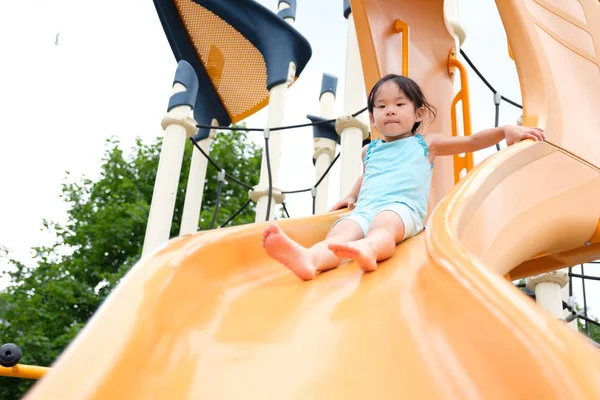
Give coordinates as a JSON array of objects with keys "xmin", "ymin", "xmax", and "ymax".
[
  {"xmin": 397, "ymin": 103, "xmax": 405, "ymax": 107},
  {"xmin": 377, "ymin": 105, "xmax": 385, "ymax": 109}
]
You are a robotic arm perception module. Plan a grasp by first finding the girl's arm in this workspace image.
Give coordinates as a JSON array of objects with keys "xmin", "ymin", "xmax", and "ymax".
[{"xmin": 427, "ymin": 125, "xmax": 545, "ymax": 157}]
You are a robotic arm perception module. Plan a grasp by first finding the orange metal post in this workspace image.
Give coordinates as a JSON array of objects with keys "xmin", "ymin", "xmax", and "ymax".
[
  {"xmin": 0, "ymin": 364, "xmax": 49, "ymax": 380},
  {"xmin": 393, "ymin": 19, "xmax": 409, "ymax": 76},
  {"xmin": 448, "ymin": 49, "xmax": 474, "ymax": 183}
]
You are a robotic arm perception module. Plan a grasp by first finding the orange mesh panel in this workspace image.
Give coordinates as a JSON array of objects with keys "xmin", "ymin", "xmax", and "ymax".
[{"xmin": 175, "ymin": 0, "xmax": 270, "ymax": 122}]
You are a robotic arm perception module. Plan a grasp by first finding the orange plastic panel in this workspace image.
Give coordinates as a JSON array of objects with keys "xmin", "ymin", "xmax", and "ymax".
[
  {"xmin": 350, "ymin": 0, "xmax": 457, "ymax": 218},
  {"xmin": 175, "ymin": 0, "xmax": 269, "ymax": 122},
  {"xmin": 495, "ymin": 0, "xmax": 600, "ymax": 166}
]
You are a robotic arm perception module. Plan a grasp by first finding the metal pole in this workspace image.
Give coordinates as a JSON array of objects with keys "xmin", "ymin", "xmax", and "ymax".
[
  {"xmin": 179, "ymin": 120, "xmax": 217, "ymax": 235},
  {"xmin": 314, "ymin": 74, "xmax": 338, "ymax": 214},
  {"xmin": 526, "ymin": 270, "xmax": 569, "ymax": 318},
  {"xmin": 142, "ymin": 74, "xmax": 198, "ymax": 256},
  {"xmin": 253, "ymin": 65, "xmax": 294, "ymax": 222},
  {"xmin": 338, "ymin": 10, "xmax": 368, "ymax": 198}
]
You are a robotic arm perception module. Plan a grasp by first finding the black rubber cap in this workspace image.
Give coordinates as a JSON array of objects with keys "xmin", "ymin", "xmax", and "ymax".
[{"xmin": 0, "ymin": 343, "xmax": 22, "ymax": 367}]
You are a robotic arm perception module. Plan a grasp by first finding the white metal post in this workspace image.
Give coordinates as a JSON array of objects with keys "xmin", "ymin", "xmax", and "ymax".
[
  {"xmin": 253, "ymin": 64, "xmax": 295, "ymax": 222},
  {"xmin": 142, "ymin": 82, "xmax": 197, "ymax": 256},
  {"xmin": 526, "ymin": 270, "xmax": 569, "ymax": 319},
  {"xmin": 320, "ymin": 91, "xmax": 335, "ymax": 118},
  {"xmin": 252, "ymin": 2, "xmax": 296, "ymax": 222},
  {"xmin": 338, "ymin": 11, "xmax": 368, "ymax": 198},
  {"xmin": 313, "ymin": 91, "xmax": 337, "ymax": 214},
  {"xmin": 179, "ymin": 119, "xmax": 218, "ymax": 236}
]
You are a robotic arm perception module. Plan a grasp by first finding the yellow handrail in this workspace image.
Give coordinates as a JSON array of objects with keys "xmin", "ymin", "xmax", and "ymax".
[
  {"xmin": 393, "ymin": 19, "xmax": 409, "ymax": 76},
  {"xmin": 448, "ymin": 49, "xmax": 474, "ymax": 183},
  {"xmin": 0, "ymin": 364, "xmax": 50, "ymax": 380}
]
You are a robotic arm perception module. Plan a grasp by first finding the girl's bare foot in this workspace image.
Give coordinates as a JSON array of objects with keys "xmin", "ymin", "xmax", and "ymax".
[
  {"xmin": 262, "ymin": 224, "xmax": 316, "ymax": 280},
  {"xmin": 327, "ymin": 242, "xmax": 378, "ymax": 272}
]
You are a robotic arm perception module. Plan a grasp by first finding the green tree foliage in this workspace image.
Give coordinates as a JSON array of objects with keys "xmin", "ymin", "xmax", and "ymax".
[
  {"xmin": 0, "ymin": 128, "xmax": 261, "ymax": 398},
  {"xmin": 577, "ymin": 310, "xmax": 600, "ymax": 344}
]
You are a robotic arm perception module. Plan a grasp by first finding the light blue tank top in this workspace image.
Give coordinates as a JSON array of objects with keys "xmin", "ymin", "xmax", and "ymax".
[{"xmin": 355, "ymin": 134, "xmax": 433, "ymax": 220}]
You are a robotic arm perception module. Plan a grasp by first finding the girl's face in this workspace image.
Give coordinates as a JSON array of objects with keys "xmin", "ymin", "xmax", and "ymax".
[{"xmin": 369, "ymin": 81, "xmax": 423, "ymax": 140}]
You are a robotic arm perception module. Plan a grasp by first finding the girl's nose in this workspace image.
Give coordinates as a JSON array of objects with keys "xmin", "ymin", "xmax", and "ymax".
[{"xmin": 386, "ymin": 108, "xmax": 396, "ymax": 115}]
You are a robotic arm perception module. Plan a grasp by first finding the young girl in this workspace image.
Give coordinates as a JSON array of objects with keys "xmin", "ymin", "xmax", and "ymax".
[{"xmin": 262, "ymin": 74, "xmax": 545, "ymax": 281}]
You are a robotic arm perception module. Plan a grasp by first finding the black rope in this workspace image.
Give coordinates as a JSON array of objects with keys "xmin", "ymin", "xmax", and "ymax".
[
  {"xmin": 189, "ymin": 123, "xmax": 341, "ymax": 224},
  {"xmin": 563, "ymin": 301, "xmax": 600, "ymax": 329},
  {"xmin": 210, "ymin": 170, "xmax": 225, "ymax": 229},
  {"xmin": 190, "ymin": 137, "xmax": 220, "ymax": 169},
  {"xmin": 189, "ymin": 137, "xmax": 253, "ymax": 190},
  {"xmin": 460, "ymin": 49, "xmax": 496, "ymax": 93},
  {"xmin": 315, "ymin": 153, "xmax": 340, "ymax": 188},
  {"xmin": 224, "ymin": 172, "xmax": 252, "ymax": 190},
  {"xmin": 282, "ymin": 188, "xmax": 311, "ymax": 195},
  {"xmin": 501, "ymin": 96, "xmax": 522, "ymax": 109},
  {"xmin": 459, "ymin": 49, "xmax": 523, "ymax": 109},
  {"xmin": 311, "ymin": 187, "xmax": 317, "ymax": 215},
  {"xmin": 219, "ymin": 199, "xmax": 252, "ymax": 228},
  {"xmin": 582, "ymin": 264, "xmax": 589, "ymax": 334},
  {"xmin": 192, "ymin": 124, "xmax": 343, "ymax": 196},
  {"xmin": 282, "ymin": 153, "xmax": 341, "ymax": 195},
  {"xmin": 264, "ymin": 131, "xmax": 273, "ymax": 222},
  {"xmin": 570, "ymin": 272, "xmax": 600, "ymax": 282},
  {"xmin": 281, "ymin": 202, "xmax": 291, "ymax": 218},
  {"xmin": 569, "ymin": 267, "xmax": 573, "ymax": 297},
  {"xmin": 196, "ymin": 107, "xmax": 367, "ymax": 132},
  {"xmin": 494, "ymin": 97, "xmax": 501, "ymax": 152}
]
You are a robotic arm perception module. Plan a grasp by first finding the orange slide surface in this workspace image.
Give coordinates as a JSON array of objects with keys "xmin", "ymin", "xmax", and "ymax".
[{"xmin": 24, "ymin": 0, "xmax": 600, "ymax": 398}]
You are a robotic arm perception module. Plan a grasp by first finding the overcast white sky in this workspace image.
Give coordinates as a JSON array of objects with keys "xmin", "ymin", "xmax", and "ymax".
[{"xmin": 0, "ymin": 0, "xmax": 598, "ymax": 317}]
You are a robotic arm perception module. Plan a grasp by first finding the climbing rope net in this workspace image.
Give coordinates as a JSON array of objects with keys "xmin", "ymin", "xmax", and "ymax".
[
  {"xmin": 192, "ymin": 106, "xmax": 366, "ymax": 226},
  {"xmin": 189, "ymin": 51, "xmax": 600, "ymax": 338}
]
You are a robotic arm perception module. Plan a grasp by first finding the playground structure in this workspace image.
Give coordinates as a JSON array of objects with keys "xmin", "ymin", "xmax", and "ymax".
[{"xmin": 2, "ymin": 0, "xmax": 600, "ymax": 398}]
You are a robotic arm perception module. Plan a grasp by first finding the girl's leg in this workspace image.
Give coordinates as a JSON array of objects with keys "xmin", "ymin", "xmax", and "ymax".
[
  {"xmin": 262, "ymin": 220, "xmax": 364, "ymax": 281},
  {"xmin": 328, "ymin": 210, "xmax": 405, "ymax": 272}
]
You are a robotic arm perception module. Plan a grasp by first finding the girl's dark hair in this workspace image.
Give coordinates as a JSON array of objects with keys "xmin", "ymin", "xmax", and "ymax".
[{"xmin": 367, "ymin": 74, "xmax": 437, "ymax": 133}]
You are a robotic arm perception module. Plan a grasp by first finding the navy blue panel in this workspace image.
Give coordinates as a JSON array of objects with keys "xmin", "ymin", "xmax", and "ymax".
[
  {"xmin": 277, "ymin": 7, "xmax": 295, "ymax": 21},
  {"xmin": 320, "ymin": 73, "xmax": 338, "ymax": 98},
  {"xmin": 195, "ymin": 0, "xmax": 312, "ymax": 90},
  {"xmin": 172, "ymin": 59, "xmax": 199, "ymax": 91},
  {"xmin": 167, "ymin": 60, "xmax": 199, "ymax": 112},
  {"xmin": 279, "ymin": 0, "xmax": 297, "ymax": 13},
  {"xmin": 153, "ymin": 0, "xmax": 231, "ymax": 141},
  {"xmin": 343, "ymin": 0, "xmax": 351, "ymax": 19},
  {"xmin": 307, "ymin": 114, "xmax": 340, "ymax": 144}
]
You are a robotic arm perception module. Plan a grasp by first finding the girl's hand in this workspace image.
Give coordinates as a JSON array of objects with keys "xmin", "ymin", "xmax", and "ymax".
[
  {"xmin": 329, "ymin": 195, "xmax": 357, "ymax": 212},
  {"xmin": 504, "ymin": 125, "xmax": 546, "ymax": 146}
]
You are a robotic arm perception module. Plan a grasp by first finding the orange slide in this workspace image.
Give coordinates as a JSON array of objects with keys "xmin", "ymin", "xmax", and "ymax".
[{"xmin": 24, "ymin": 0, "xmax": 600, "ymax": 398}]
